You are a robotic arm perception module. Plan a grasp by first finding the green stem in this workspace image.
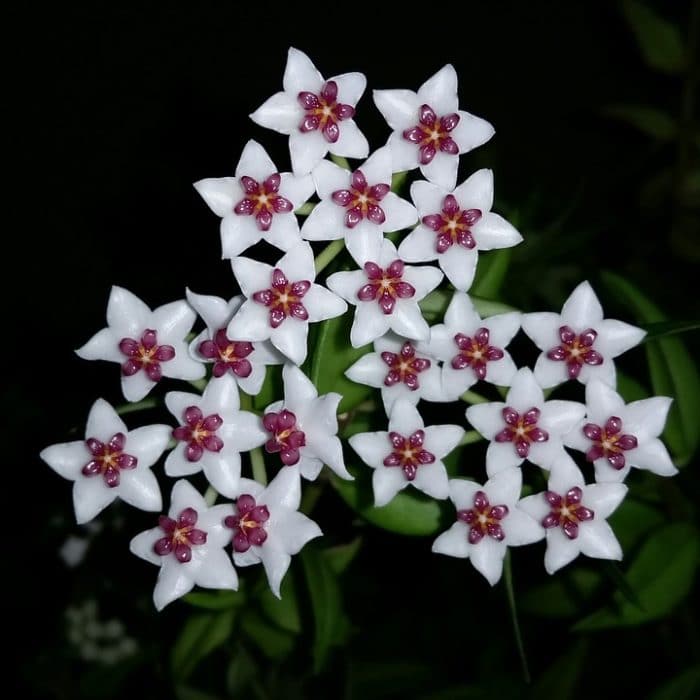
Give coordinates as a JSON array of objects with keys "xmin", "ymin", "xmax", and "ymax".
[
  {"xmin": 204, "ymin": 485, "xmax": 218, "ymax": 506},
  {"xmin": 504, "ymin": 553, "xmax": 530, "ymax": 683},
  {"xmin": 188, "ymin": 378, "xmax": 208, "ymax": 392},
  {"xmin": 329, "ymin": 154, "xmax": 351, "ymax": 170},
  {"xmin": 314, "ymin": 239, "xmax": 346, "ymax": 274},
  {"xmin": 460, "ymin": 430, "xmax": 484, "ymax": 446},
  {"xmin": 116, "ymin": 397, "xmax": 159, "ymax": 415},
  {"xmin": 295, "ymin": 201, "xmax": 316, "ymax": 216},
  {"xmin": 250, "ymin": 447, "xmax": 267, "ymax": 486},
  {"xmin": 460, "ymin": 390, "xmax": 489, "ymax": 404}
]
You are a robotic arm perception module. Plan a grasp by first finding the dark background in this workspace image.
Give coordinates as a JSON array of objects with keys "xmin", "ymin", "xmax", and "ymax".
[{"xmin": 10, "ymin": 1, "xmax": 698, "ymax": 698}]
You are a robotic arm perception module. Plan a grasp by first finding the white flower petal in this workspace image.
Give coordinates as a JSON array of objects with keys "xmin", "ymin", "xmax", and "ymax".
[
  {"xmin": 170, "ymin": 479, "xmax": 208, "ymax": 515},
  {"xmin": 450, "ymin": 111, "xmax": 495, "ymax": 154},
  {"xmin": 444, "ymin": 291, "xmax": 482, "ymax": 330},
  {"xmin": 453, "ymin": 169, "xmax": 494, "ymax": 212},
  {"xmin": 441, "ymin": 364, "xmax": 477, "ymax": 400},
  {"xmin": 470, "ymin": 537, "xmax": 507, "ymax": 585},
  {"xmin": 153, "ymin": 560, "xmax": 195, "ymax": 611},
  {"xmin": 584, "ymin": 483, "xmax": 628, "ymax": 519},
  {"xmin": 349, "ymin": 432, "xmax": 390, "ymax": 470},
  {"xmin": 127, "ymin": 425, "xmax": 171, "ymax": 468},
  {"xmin": 432, "ymin": 522, "xmax": 469, "ymax": 558},
  {"xmin": 325, "ymin": 269, "xmax": 365, "ymax": 302},
  {"xmin": 562, "ymin": 420, "xmax": 591, "ymax": 453},
  {"xmin": 310, "ymin": 159, "xmax": 350, "ymax": 199},
  {"xmin": 86, "ymin": 398, "xmax": 127, "ymax": 440},
  {"xmin": 486, "ymin": 468, "xmax": 523, "ymax": 505},
  {"xmin": 202, "ymin": 372, "xmax": 240, "ymax": 412},
  {"xmin": 262, "ymin": 467, "xmax": 302, "ymax": 511},
  {"xmin": 360, "ymin": 146, "xmax": 392, "ymax": 184},
  {"xmin": 398, "ymin": 227, "xmax": 437, "ymax": 263},
  {"xmin": 193, "ymin": 177, "xmax": 237, "ymax": 217},
  {"xmin": 448, "ymin": 478, "xmax": 482, "ymax": 510},
  {"xmin": 202, "ymin": 452, "xmax": 241, "ymax": 498},
  {"xmin": 381, "ymin": 192, "xmax": 418, "ymax": 232},
  {"xmin": 373, "ymin": 89, "xmax": 420, "ymax": 128},
  {"xmin": 417, "ymin": 64, "xmax": 458, "ymax": 114},
  {"xmin": 578, "ymin": 520, "xmax": 623, "ymax": 561},
  {"xmin": 622, "ymin": 396, "xmax": 672, "ymax": 439},
  {"xmin": 331, "ymin": 119, "xmax": 369, "ymax": 159},
  {"xmin": 233, "ymin": 548, "xmax": 261, "ymax": 568},
  {"xmin": 186, "ymin": 290, "xmax": 236, "ymax": 333},
  {"xmin": 484, "ymin": 353, "xmax": 518, "ymax": 387},
  {"xmin": 259, "ymin": 542, "xmax": 293, "ymax": 599},
  {"xmin": 473, "ymin": 213, "xmax": 522, "ymax": 251},
  {"xmin": 403, "ymin": 263, "xmax": 444, "ymax": 299},
  {"xmin": 533, "ymin": 355, "xmax": 567, "ymax": 390},
  {"xmin": 230, "ymin": 257, "xmax": 272, "ymax": 298},
  {"xmin": 438, "ymin": 245, "xmax": 477, "ymax": 291},
  {"xmin": 506, "ymin": 368, "xmax": 544, "ymax": 411},
  {"xmin": 271, "ymin": 319, "xmax": 308, "ymax": 365},
  {"xmin": 411, "ymin": 179, "xmax": 448, "ymax": 214},
  {"xmin": 502, "ymin": 509, "xmax": 544, "ymax": 546},
  {"xmin": 596, "ymin": 319, "xmax": 646, "ymax": 358},
  {"xmin": 283, "ymin": 47, "xmax": 324, "ymax": 94},
  {"xmin": 345, "ymin": 352, "xmax": 385, "ymax": 388},
  {"xmin": 273, "ymin": 510, "xmax": 322, "ymax": 555},
  {"xmin": 165, "ymin": 448, "xmax": 200, "ymax": 477},
  {"xmin": 161, "ymin": 350, "xmax": 206, "ymax": 381},
  {"xmin": 121, "ymin": 372, "xmax": 156, "ymax": 403},
  {"xmin": 263, "ymin": 213, "xmax": 303, "ymax": 252},
  {"xmin": 118, "ymin": 468, "xmax": 162, "ymax": 512},
  {"xmin": 282, "ymin": 363, "xmax": 318, "ymax": 407},
  {"xmin": 331, "ymin": 71, "xmax": 366, "ymax": 106},
  {"xmin": 540, "ymin": 400, "xmax": 587, "ymax": 436},
  {"xmin": 586, "ymin": 379, "xmax": 626, "ymax": 422},
  {"xmin": 521, "ymin": 312, "xmax": 561, "ymax": 351},
  {"xmin": 391, "ymin": 301, "xmax": 430, "ymax": 341},
  {"xmin": 387, "ymin": 131, "xmax": 420, "ymax": 172},
  {"xmin": 561, "ymin": 281, "xmax": 604, "ymax": 327},
  {"xmin": 351, "ymin": 302, "xmax": 390, "ymax": 347},
  {"xmin": 73, "ymin": 478, "xmax": 116, "ymax": 524},
  {"xmin": 518, "ymin": 493, "xmax": 550, "ymax": 521},
  {"xmin": 106, "ymin": 286, "xmax": 151, "ymax": 337},
  {"xmin": 628, "ymin": 439, "xmax": 678, "ymax": 477},
  {"xmin": 281, "ymin": 172, "xmax": 315, "ymax": 209},
  {"xmin": 548, "ymin": 457, "xmax": 585, "ymax": 493},
  {"xmin": 579, "ymin": 358, "xmax": 617, "ymax": 387},
  {"xmin": 225, "ymin": 411, "xmax": 267, "ymax": 451},
  {"xmin": 412, "ymin": 462, "xmax": 449, "ymax": 499},
  {"xmin": 485, "ymin": 441, "xmax": 524, "ymax": 476},
  {"xmin": 372, "ymin": 467, "xmax": 409, "ymax": 506},
  {"xmin": 388, "ymin": 399, "xmax": 424, "ymax": 435},
  {"xmin": 227, "ymin": 300, "xmax": 270, "ymax": 343},
  {"xmin": 195, "ymin": 548, "xmax": 238, "ymax": 590},
  {"xmin": 301, "ymin": 200, "xmax": 345, "ymax": 243},
  {"xmin": 198, "ymin": 504, "xmax": 235, "ymax": 548},
  {"xmin": 528, "ymin": 440, "xmax": 568, "ymax": 471},
  {"xmin": 306, "ymin": 433, "xmax": 350, "ymax": 480},
  {"xmin": 466, "ymin": 402, "xmax": 505, "ymax": 439},
  {"xmin": 424, "ymin": 424, "xmax": 464, "ymax": 459},
  {"xmin": 250, "ymin": 92, "xmax": 302, "ymax": 134},
  {"xmin": 304, "ymin": 284, "xmax": 347, "ymax": 323},
  {"xmin": 420, "ymin": 153, "xmax": 459, "ymax": 190},
  {"xmin": 220, "ymin": 215, "xmax": 263, "ymax": 259},
  {"xmin": 544, "ymin": 527, "xmax": 581, "ymax": 574},
  {"xmin": 289, "ymin": 131, "xmax": 329, "ymax": 176},
  {"xmin": 235, "ymin": 140, "xmax": 277, "ymax": 182},
  {"xmin": 129, "ymin": 527, "xmax": 162, "ymax": 566},
  {"xmin": 75, "ymin": 327, "xmax": 122, "ymax": 362},
  {"xmin": 41, "ymin": 441, "xmax": 88, "ymax": 481},
  {"xmin": 278, "ymin": 240, "xmax": 316, "ymax": 281}
]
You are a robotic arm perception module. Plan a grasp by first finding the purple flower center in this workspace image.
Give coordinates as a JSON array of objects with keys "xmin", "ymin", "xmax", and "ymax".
[
  {"xmin": 331, "ymin": 169, "xmax": 390, "ymax": 229},
  {"xmin": 357, "ymin": 259, "xmax": 415, "ymax": 315},
  {"xmin": 403, "ymin": 104, "xmax": 461, "ymax": 165},
  {"xmin": 457, "ymin": 490, "xmax": 509, "ymax": 544},
  {"xmin": 583, "ymin": 417, "xmax": 638, "ymax": 470},
  {"xmin": 82, "ymin": 432, "xmax": 138, "ymax": 488},
  {"xmin": 154, "ymin": 507, "xmax": 208, "ymax": 563},
  {"xmin": 383, "ymin": 429, "xmax": 435, "ymax": 481},
  {"xmin": 542, "ymin": 487, "xmax": 594, "ymax": 539},
  {"xmin": 546, "ymin": 325, "xmax": 604, "ymax": 379},
  {"xmin": 263, "ymin": 409, "xmax": 306, "ymax": 466},
  {"xmin": 253, "ymin": 268, "xmax": 311, "ymax": 328},
  {"xmin": 495, "ymin": 406, "xmax": 549, "ymax": 458},
  {"xmin": 224, "ymin": 494, "xmax": 270, "ymax": 552},
  {"xmin": 198, "ymin": 328, "xmax": 254, "ymax": 379},
  {"xmin": 119, "ymin": 329, "xmax": 175, "ymax": 382},
  {"xmin": 381, "ymin": 341, "xmax": 431, "ymax": 391},
  {"xmin": 451, "ymin": 327, "xmax": 504, "ymax": 380},
  {"xmin": 172, "ymin": 406, "xmax": 224, "ymax": 462},
  {"xmin": 297, "ymin": 80, "xmax": 355, "ymax": 144},
  {"xmin": 233, "ymin": 173, "xmax": 293, "ymax": 232},
  {"xmin": 422, "ymin": 195, "xmax": 482, "ymax": 253}
]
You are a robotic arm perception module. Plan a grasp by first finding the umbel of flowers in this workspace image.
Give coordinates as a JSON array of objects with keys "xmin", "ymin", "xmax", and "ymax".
[{"xmin": 41, "ymin": 47, "xmax": 677, "ymax": 610}]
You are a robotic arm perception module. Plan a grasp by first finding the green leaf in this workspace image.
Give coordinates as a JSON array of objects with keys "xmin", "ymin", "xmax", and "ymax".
[
  {"xmin": 323, "ymin": 537, "xmax": 362, "ymax": 574},
  {"xmin": 642, "ymin": 319, "xmax": 700, "ymax": 339},
  {"xmin": 419, "ymin": 288, "xmax": 515, "ymax": 323},
  {"xmin": 649, "ymin": 666, "xmax": 700, "ymax": 700},
  {"xmin": 174, "ymin": 686, "xmax": 223, "ymax": 700},
  {"xmin": 607, "ymin": 497, "xmax": 664, "ymax": 551},
  {"xmin": 621, "ymin": 0, "xmax": 685, "ymax": 74},
  {"xmin": 311, "ymin": 311, "xmax": 373, "ymax": 413},
  {"xmin": 529, "ymin": 639, "xmax": 588, "ymax": 700},
  {"xmin": 603, "ymin": 104, "xmax": 677, "ymax": 140},
  {"xmin": 574, "ymin": 523, "xmax": 700, "ymax": 630},
  {"xmin": 616, "ymin": 370, "xmax": 649, "ymax": 402},
  {"xmin": 258, "ymin": 571, "xmax": 301, "ymax": 634},
  {"xmin": 171, "ymin": 610, "xmax": 235, "ymax": 682},
  {"xmin": 471, "ymin": 249, "xmax": 512, "ymax": 299},
  {"xmin": 521, "ymin": 569, "xmax": 601, "ymax": 619},
  {"xmin": 183, "ymin": 590, "xmax": 244, "ymax": 611},
  {"xmin": 601, "ymin": 271, "xmax": 700, "ymax": 464},
  {"xmin": 240, "ymin": 609, "xmax": 296, "ymax": 659},
  {"xmin": 226, "ymin": 645, "xmax": 258, "ymax": 695},
  {"xmin": 300, "ymin": 545, "xmax": 346, "ymax": 673}
]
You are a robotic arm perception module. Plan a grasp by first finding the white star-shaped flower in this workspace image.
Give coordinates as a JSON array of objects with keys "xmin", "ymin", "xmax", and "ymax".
[
  {"xmin": 261, "ymin": 364, "xmax": 350, "ymax": 481},
  {"xmin": 426, "ymin": 291, "xmax": 520, "ymax": 400},
  {"xmin": 41, "ymin": 398, "xmax": 169, "ymax": 524},
  {"xmin": 373, "ymin": 64, "xmax": 494, "ymax": 189},
  {"xmin": 186, "ymin": 289, "xmax": 282, "ymax": 396},
  {"xmin": 432, "ymin": 469, "xmax": 544, "ymax": 585},
  {"xmin": 228, "ymin": 241, "xmax": 347, "ymax": 365},
  {"xmin": 250, "ymin": 47, "xmax": 368, "ymax": 175},
  {"xmin": 519, "ymin": 456, "xmax": 627, "ymax": 574},
  {"xmin": 345, "ymin": 332, "xmax": 445, "ymax": 414},
  {"xmin": 466, "ymin": 368, "xmax": 586, "ymax": 476},
  {"xmin": 348, "ymin": 399, "xmax": 463, "ymax": 506},
  {"xmin": 326, "ymin": 239, "xmax": 443, "ymax": 348},
  {"xmin": 164, "ymin": 374, "xmax": 268, "ymax": 497},
  {"xmin": 522, "ymin": 281, "xmax": 646, "ymax": 388},
  {"xmin": 76, "ymin": 286, "xmax": 205, "ymax": 402},
  {"xmin": 301, "ymin": 147, "xmax": 418, "ymax": 263},
  {"xmin": 130, "ymin": 480, "xmax": 238, "ymax": 610},
  {"xmin": 398, "ymin": 170, "xmax": 522, "ymax": 291},
  {"xmin": 563, "ymin": 379, "xmax": 677, "ymax": 483},
  {"xmin": 194, "ymin": 139, "xmax": 314, "ymax": 259},
  {"xmin": 227, "ymin": 467, "xmax": 322, "ymax": 598}
]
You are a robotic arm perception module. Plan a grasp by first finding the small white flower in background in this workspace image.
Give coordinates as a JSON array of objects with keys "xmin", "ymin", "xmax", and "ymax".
[
  {"xmin": 250, "ymin": 47, "xmax": 368, "ymax": 175},
  {"xmin": 466, "ymin": 368, "xmax": 585, "ymax": 476},
  {"xmin": 426, "ymin": 292, "xmax": 520, "ymax": 400},
  {"xmin": 76, "ymin": 286, "xmax": 205, "ymax": 402},
  {"xmin": 41, "ymin": 399, "xmax": 169, "ymax": 523},
  {"xmin": 194, "ymin": 140, "xmax": 314, "ymax": 259},
  {"xmin": 262, "ymin": 364, "xmax": 350, "ymax": 481},
  {"xmin": 373, "ymin": 64, "xmax": 494, "ymax": 189},
  {"xmin": 563, "ymin": 379, "xmax": 677, "ymax": 483},
  {"xmin": 226, "ymin": 467, "xmax": 322, "ymax": 598},
  {"xmin": 228, "ymin": 241, "xmax": 347, "ymax": 365},
  {"xmin": 432, "ymin": 469, "xmax": 543, "ymax": 585},
  {"xmin": 326, "ymin": 238, "xmax": 443, "ymax": 347},
  {"xmin": 130, "ymin": 480, "xmax": 238, "ymax": 610},
  {"xmin": 345, "ymin": 332, "xmax": 445, "ymax": 414},
  {"xmin": 398, "ymin": 169, "xmax": 522, "ymax": 291},
  {"xmin": 519, "ymin": 456, "xmax": 627, "ymax": 574},
  {"xmin": 164, "ymin": 374, "xmax": 268, "ymax": 497},
  {"xmin": 301, "ymin": 147, "xmax": 418, "ymax": 263},
  {"xmin": 349, "ymin": 399, "xmax": 463, "ymax": 506},
  {"xmin": 522, "ymin": 281, "xmax": 646, "ymax": 388},
  {"xmin": 186, "ymin": 290, "xmax": 282, "ymax": 396}
]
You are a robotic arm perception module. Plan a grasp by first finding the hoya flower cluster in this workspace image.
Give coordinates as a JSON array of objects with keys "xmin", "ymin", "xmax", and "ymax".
[{"xmin": 42, "ymin": 48, "xmax": 677, "ymax": 609}]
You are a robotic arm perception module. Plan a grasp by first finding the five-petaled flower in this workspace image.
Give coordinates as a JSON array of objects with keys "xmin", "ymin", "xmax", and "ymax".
[
  {"xmin": 227, "ymin": 467, "xmax": 322, "ymax": 598},
  {"xmin": 426, "ymin": 292, "xmax": 520, "ymax": 400},
  {"xmin": 76, "ymin": 286, "xmax": 205, "ymax": 402},
  {"xmin": 398, "ymin": 170, "xmax": 522, "ymax": 291},
  {"xmin": 519, "ymin": 456, "xmax": 627, "ymax": 574},
  {"xmin": 186, "ymin": 290, "xmax": 282, "ymax": 396},
  {"xmin": 228, "ymin": 241, "xmax": 347, "ymax": 365},
  {"xmin": 563, "ymin": 379, "xmax": 677, "ymax": 483},
  {"xmin": 374, "ymin": 64, "xmax": 494, "ymax": 189},
  {"xmin": 349, "ymin": 400, "xmax": 463, "ymax": 506},
  {"xmin": 41, "ymin": 398, "xmax": 170, "ymax": 523},
  {"xmin": 301, "ymin": 147, "xmax": 417, "ymax": 263},
  {"xmin": 250, "ymin": 47, "xmax": 368, "ymax": 175},
  {"xmin": 327, "ymin": 239, "xmax": 442, "ymax": 348},
  {"xmin": 130, "ymin": 480, "xmax": 238, "ymax": 610},
  {"xmin": 164, "ymin": 374, "xmax": 268, "ymax": 497},
  {"xmin": 432, "ymin": 469, "xmax": 543, "ymax": 585},
  {"xmin": 466, "ymin": 368, "xmax": 586, "ymax": 476},
  {"xmin": 522, "ymin": 281, "xmax": 646, "ymax": 388},
  {"xmin": 194, "ymin": 140, "xmax": 314, "ymax": 259},
  {"xmin": 345, "ymin": 332, "xmax": 445, "ymax": 414}
]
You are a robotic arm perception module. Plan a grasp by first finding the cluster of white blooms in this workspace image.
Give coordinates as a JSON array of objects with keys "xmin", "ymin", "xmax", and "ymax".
[{"xmin": 42, "ymin": 48, "xmax": 677, "ymax": 608}]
